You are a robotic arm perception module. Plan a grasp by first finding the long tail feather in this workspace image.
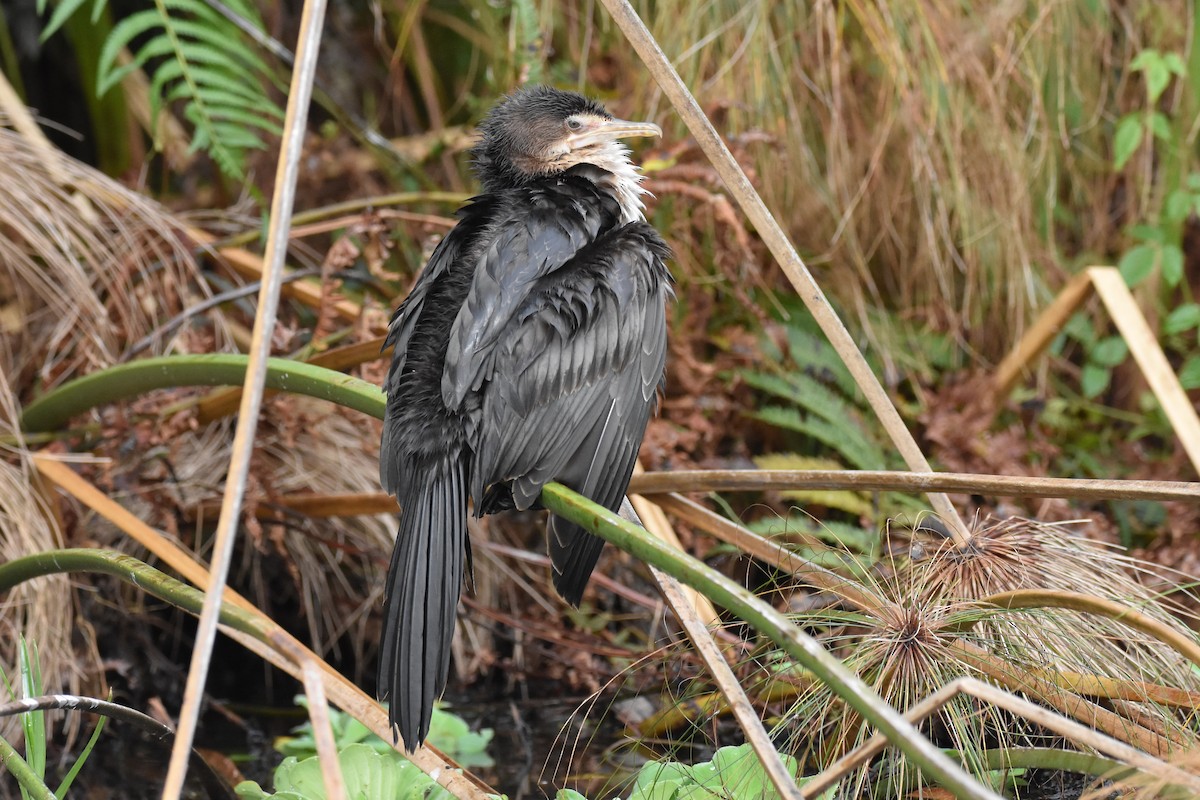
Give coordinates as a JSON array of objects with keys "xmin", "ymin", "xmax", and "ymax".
[{"xmin": 378, "ymin": 455, "xmax": 467, "ymax": 750}]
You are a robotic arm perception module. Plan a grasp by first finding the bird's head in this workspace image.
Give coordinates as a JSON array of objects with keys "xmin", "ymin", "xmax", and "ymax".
[{"xmin": 472, "ymin": 86, "xmax": 661, "ymax": 192}]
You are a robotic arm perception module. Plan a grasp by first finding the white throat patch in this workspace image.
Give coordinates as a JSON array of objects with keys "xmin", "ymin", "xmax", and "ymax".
[{"xmin": 585, "ymin": 141, "xmax": 650, "ymax": 225}]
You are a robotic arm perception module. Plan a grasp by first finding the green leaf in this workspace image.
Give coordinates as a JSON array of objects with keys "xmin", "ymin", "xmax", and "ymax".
[
  {"xmin": 1145, "ymin": 62, "xmax": 1172, "ymax": 104},
  {"xmin": 1164, "ymin": 189, "xmax": 1192, "ymax": 222},
  {"xmin": 1081, "ymin": 363, "xmax": 1111, "ymax": 399},
  {"xmin": 1179, "ymin": 356, "xmax": 1200, "ymax": 390},
  {"xmin": 782, "ymin": 325, "xmax": 860, "ymax": 398},
  {"xmin": 168, "ymin": 19, "xmax": 275, "ymax": 74},
  {"xmin": 627, "ymin": 744, "xmax": 813, "ymax": 800},
  {"xmin": 1118, "ymin": 242, "xmax": 1157, "ymax": 286},
  {"xmin": 427, "ymin": 706, "xmax": 494, "ymax": 767},
  {"xmin": 741, "ymin": 371, "xmax": 862, "ymax": 429},
  {"xmin": 234, "ymin": 781, "xmax": 277, "ymax": 799},
  {"xmin": 751, "ymin": 407, "xmax": 886, "ymax": 470},
  {"xmin": 1130, "ymin": 49, "xmax": 1161, "ymax": 72},
  {"xmin": 1127, "ymin": 223, "xmax": 1165, "ymax": 243},
  {"xmin": 19, "ymin": 638, "xmax": 45, "ymax": 782},
  {"xmin": 1062, "ymin": 311, "xmax": 1095, "ymax": 344},
  {"xmin": 1161, "ymin": 244, "xmax": 1185, "ymax": 287},
  {"xmin": 1164, "ymin": 52, "xmax": 1187, "ymax": 76},
  {"xmin": 41, "ymin": 0, "xmax": 92, "ymax": 40},
  {"xmin": 1089, "ymin": 336, "xmax": 1128, "ymax": 368},
  {"xmin": 266, "ymin": 744, "xmax": 455, "ymax": 800},
  {"xmin": 92, "ymin": 0, "xmax": 284, "ymax": 179},
  {"xmin": 1164, "ymin": 304, "xmax": 1200, "ymax": 334},
  {"xmin": 1113, "ymin": 114, "xmax": 1143, "ymax": 168},
  {"xmin": 97, "ymin": 9, "xmax": 165, "ymax": 95},
  {"xmin": 753, "ymin": 454, "xmax": 874, "ymax": 516},
  {"xmin": 1149, "ymin": 111, "xmax": 1172, "ymax": 141},
  {"xmin": 54, "ymin": 714, "xmax": 107, "ymax": 799}
]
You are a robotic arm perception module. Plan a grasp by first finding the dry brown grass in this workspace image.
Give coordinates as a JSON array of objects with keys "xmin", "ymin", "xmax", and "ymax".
[
  {"xmin": 0, "ymin": 115, "xmax": 394, "ymax": 702},
  {"xmin": 0, "ymin": 114, "xmax": 224, "ymax": 719},
  {"xmin": 0, "ymin": 122, "xmax": 226, "ymax": 390},
  {"xmin": 550, "ymin": 1, "xmax": 1189, "ymax": 364}
]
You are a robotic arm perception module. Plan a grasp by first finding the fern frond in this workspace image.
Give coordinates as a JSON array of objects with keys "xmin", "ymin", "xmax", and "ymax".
[
  {"xmin": 742, "ymin": 371, "xmax": 862, "ymax": 428},
  {"xmin": 37, "ymin": 0, "xmax": 92, "ymax": 39},
  {"xmin": 748, "ymin": 516, "xmax": 876, "ymax": 559},
  {"xmin": 784, "ymin": 325, "xmax": 861, "ymax": 399},
  {"xmin": 751, "ymin": 406, "xmax": 887, "ymax": 471},
  {"xmin": 83, "ymin": 0, "xmax": 281, "ymax": 179}
]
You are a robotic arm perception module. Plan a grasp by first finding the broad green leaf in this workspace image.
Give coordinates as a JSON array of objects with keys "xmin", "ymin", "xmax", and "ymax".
[
  {"xmin": 1179, "ymin": 356, "xmax": 1200, "ymax": 390},
  {"xmin": 1127, "ymin": 223, "xmax": 1164, "ymax": 243},
  {"xmin": 1164, "ymin": 303, "xmax": 1200, "ymax": 335},
  {"xmin": 1161, "ymin": 243, "xmax": 1185, "ymax": 287},
  {"xmin": 1113, "ymin": 114, "xmax": 1143, "ymax": 168},
  {"xmin": 633, "ymin": 762, "xmax": 693, "ymax": 793},
  {"xmin": 270, "ymin": 744, "xmax": 454, "ymax": 800},
  {"xmin": 1089, "ymin": 336, "xmax": 1128, "ymax": 368},
  {"xmin": 1062, "ymin": 311, "xmax": 1095, "ymax": 344},
  {"xmin": 1081, "ymin": 363, "xmax": 1111, "ymax": 399},
  {"xmin": 1130, "ymin": 49, "xmax": 1161, "ymax": 72},
  {"xmin": 1149, "ymin": 111, "xmax": 1172, "ymax": 141},
  {"xmin": 1145, "ymin": 62, "xmax": 1171, "ymax": 104},
  {"xmin": 1164, "ymin": 189, "xmax": 1192, "ymax": 222},
  {"xmin": 1165, "ymin": 52, "xmax": 1187, "ymax": 75},
  {"xmin": 41, "ymin": 0, "xmax": 91, "ymax": 40},
  {"xmin": 1118, "ymin": 242, "xmax": 1157, "ymax": 286}
]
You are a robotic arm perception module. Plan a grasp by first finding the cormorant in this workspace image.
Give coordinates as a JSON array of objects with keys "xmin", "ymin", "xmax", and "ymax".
[{"xmin": 378, "ymin": 86, "xmax": 672, "ymax": 749}]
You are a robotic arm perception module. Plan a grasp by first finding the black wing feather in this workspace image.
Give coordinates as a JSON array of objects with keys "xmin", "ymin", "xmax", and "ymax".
[
  {"xmin": 377, "ymin": 452, "xmax": 467, "ymax": 749},
  {"xmin": 378, "ymin": 169, "xmax": 670, "ymax": 753},
  {"xmin": 380, "ymin": 196, "xmax": 495, "ymax": 498},
  {"xmin": 443, "ymin": 189, "xmax": 612, "ymax": 410},
  {"xmin": 468, "ymin": 221, "xmax": 671, "ymax": 603}
]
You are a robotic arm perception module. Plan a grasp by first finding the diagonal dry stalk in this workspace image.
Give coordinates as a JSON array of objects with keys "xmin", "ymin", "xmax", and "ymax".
[
  {"xmin": 594, "ymin": 0, "xmax": 970, "ymax": 543},
  {"xmin": 630, "ymin": 487, "xmax": 803, "ymax": 800},
  {"xmin": 31, "ymin": 454, "xmax": 492, "ymax": 799},
  {"xmin": 161, "ymin": 0, "xmax": 332, "ymax": 794}
]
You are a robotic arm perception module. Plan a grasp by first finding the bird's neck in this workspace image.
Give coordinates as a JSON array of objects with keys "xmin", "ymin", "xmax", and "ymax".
[{"xmin": 580, "ymin": 141, "xmax": 650, "ymax": 225}]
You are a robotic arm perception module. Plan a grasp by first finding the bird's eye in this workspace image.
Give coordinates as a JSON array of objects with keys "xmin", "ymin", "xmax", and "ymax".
[{"xmin": 566, "ymin": 118, "xmax": 584, "ymax": 131}]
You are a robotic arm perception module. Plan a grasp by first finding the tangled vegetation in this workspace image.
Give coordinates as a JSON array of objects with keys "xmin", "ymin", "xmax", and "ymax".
[{"xmin": 1, "ymin": 1, "xmax": 1199, "ymax": 798}]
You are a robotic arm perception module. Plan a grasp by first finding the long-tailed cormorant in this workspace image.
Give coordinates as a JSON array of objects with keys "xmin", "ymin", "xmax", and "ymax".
[{"xmin": 378, "ymin": 86, "xmax": 672, "ymax": 749}]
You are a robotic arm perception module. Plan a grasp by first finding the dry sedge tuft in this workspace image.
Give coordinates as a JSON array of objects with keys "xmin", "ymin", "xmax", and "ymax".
[
  {"xmin": 0, "ymin": 119, "xmax": 228, "ymax": 388},
  {"xmin": 920, "ymin": 516, "xmax": 1200, "ymax": 707},
  {"xmin": 768, "ymin": 515, "xmax": 1200, "ymax": 798}
]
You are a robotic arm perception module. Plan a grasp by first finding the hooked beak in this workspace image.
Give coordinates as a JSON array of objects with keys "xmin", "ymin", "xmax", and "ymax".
[{"xmin": 566, "ymin": 117, "xmax": 662, "ymax": 149}]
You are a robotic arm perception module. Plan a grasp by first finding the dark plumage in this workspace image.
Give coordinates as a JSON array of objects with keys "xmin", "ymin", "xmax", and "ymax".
[{"xmin": 378, "ymin": 86, "xmax": 672, "ymax": 749}]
